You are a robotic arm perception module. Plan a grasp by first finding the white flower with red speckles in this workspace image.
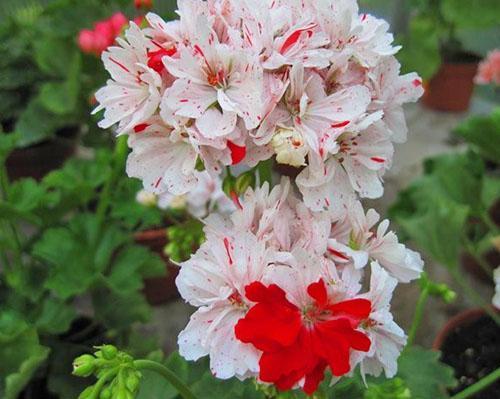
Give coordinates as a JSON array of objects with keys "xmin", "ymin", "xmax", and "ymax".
[
  {"xmin": 176, "ymin": 179, "xmax": 423, "ymax": 392},
  {"xmin": 176, "ymin": 230, "xmax": 271, "ymax": 380},
  {"xmin": 93, "ymin": 1, "xmax": 425, "ymax": 394},
  {"xmin": 93, "ymin": 0, "xmax": 422, "ymax": 201},
  {"xmin": 327, "ymin": 199, "xmax": 424, "ymax": 283}
]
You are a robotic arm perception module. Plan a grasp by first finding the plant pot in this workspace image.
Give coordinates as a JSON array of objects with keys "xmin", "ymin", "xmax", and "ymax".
[
  {"xmin": 134, "ymin": 228, "xmax": 179, "ymax": 305},
  {"xmin": 6, "ymin": 135, "xmax": 77, "ymax": 181},
  {"xmin": 423, "ymin": 57, "xmax": 480, "ymax": 112},
  {"xmin": 433, "ymin": 309, "xmax": 500, "ymax": 398}
]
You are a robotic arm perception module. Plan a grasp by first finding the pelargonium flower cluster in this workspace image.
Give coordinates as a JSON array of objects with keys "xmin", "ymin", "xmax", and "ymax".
[
  {"xmin": 176, "ymin": 180, "xmax": 422, "ymax": 393},
  {"xmin": 94, "ymin": 0, "xmax": 423, "ymax": 211},
  {"xmin": 93, "ymin": 0, "xmax": 425, "ymax": 395}
]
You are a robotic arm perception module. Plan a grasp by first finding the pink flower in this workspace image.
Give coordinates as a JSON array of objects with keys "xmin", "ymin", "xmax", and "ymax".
[
  {"xmin": 77, "ymin": 30, "xmax": 96, "ymax": 54},
  {"xmin": 77, "ymin": 12, "xmax": 129, "ymax": 56},
  {"xmin": 475, "ymin": 49, "xmax": 500, "ymax": 86}
]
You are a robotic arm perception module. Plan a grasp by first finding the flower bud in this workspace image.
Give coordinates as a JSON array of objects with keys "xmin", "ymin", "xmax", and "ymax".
[
  {"xmin": 100, "ymin": 345, "xmax": 118, "ymax": 360},
  {"xmin": 235, "ymin": 172, "xmax": 256, "ymax": 195},
  {"xmin": 73, "ymin": 355, "xmax": 96, "ymax": 377},
  {"xmin": 78, "ymin": 385, "xmax": 95, "ymax": 399},
  {"xmin": 136, "ymin": 189, "xmax": 158, "ymax": 207},
  {"xmin": 100, "ymin": 387, "xmax": 112, "ymax": 399},
  {"xmin": 126, "ymin": 371, "xmax": 141, "ymax": 392},
  {"xmin": 271, "ymin": 127, "xmax": 308, "ymax": 168},
  {"xmin": 222, "ymin": 175, "xmax": 236, "ymax": 198}
]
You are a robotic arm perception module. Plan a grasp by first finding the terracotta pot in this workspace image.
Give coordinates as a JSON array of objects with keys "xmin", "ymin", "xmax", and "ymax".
[
  {"xmin": 423, "ymin": 61, "xmax": 479, "ymax": 112},
  {"xmin": 433, "ymin": 308, "xmax": 486, "ymax": 350},
  {"xmin": 6, "ymin": 136, "xmax": 77, "ymax": 181},
  {"xmin": 134, "ymin": 228, "xmax": 179, "ymax": 305}
]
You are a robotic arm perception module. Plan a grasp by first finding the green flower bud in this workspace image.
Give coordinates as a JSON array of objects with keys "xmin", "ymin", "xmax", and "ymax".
[
  {"xmin": 126, "ymin": 371, "xmax": 141, "ymax": 393},
  {"xmin": 115, "ymin": 390, "xmax": 133, "ymax": 399},
  {"xmin": 78, "ymin": 385, "xmax": 95, "ymax": 399},
  {"xmin": 100, "ymin": 345, "xmax": 118, "ymax": 360},
  {"xmin": 222, "ymin": 175, "xmax": 236, "ymax": 198},
  {"xmin": 235, "ymin": 172, "xmax": 256, "ymax": 195},
  {"xmin": 100, "ymin": 387, "xmax": 112, "ymax": 399},
  {"xmin": 73, "ymin": 355, "xmax": 96, "ymax": 377}
]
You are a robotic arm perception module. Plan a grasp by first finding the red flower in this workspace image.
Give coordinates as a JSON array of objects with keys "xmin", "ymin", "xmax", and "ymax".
[
  {"xmin": 235, "ymin": 279, "xmax": 371, "ymax": 395},
  {"xmin": 227, "ymin": 141, "xmax": 247, "ymax": 165},
  {"xmin": 147, "ymin": 47, "xmax": 177, "ymax": 73}
]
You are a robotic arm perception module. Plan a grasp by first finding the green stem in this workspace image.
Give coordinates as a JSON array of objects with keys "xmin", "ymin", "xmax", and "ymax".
[
  {"xmin": 481, "ymin": 211, "xmax": 499, "ymax": 234},
  {"xmin": 451, "ymin": 368, "xmax": 500, "ymax": 399},
  {"xmin": 95, "ymin": 136, "xmax": 128, "ymax": 230},
  {"xmin": 134, "ymin": 359, "xmax": 197, "ymax": 399},
  {"xmin": 450, "ymin": 268, "xmax": 500, "ymax": 325},
  {"xmin": 464, "ymin": 239, "xmax": 493, "ymax": 279},
  {"xmin": 407, "ymin": 284, "xmax": 430, "ymax": 347}
]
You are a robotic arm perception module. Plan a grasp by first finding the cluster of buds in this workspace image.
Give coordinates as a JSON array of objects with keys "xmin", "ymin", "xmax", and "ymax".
[{"xmin": 73, "ymin": 346, "xmax": 141, "ymax": 399}]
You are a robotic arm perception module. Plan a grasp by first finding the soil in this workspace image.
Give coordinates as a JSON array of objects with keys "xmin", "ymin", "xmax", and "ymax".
[{"xmin": 441, "ymin": 315, "xmax": 500, "ymax": 398}]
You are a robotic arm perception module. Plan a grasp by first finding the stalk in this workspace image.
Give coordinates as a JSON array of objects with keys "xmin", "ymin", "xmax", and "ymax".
[
  {"xmin": 449, "ymin": 268, "xmax": 500, "ymax": 325},
  {"xmin": 407, "ymin": 283, "xmax": 430, "ymax": 346},
  {"xmin": 133, "ymin": 360, "xmax": 197, "ymax": 399},
  {"xmin": 451, "ymin": 368, "xmax": 500, "ymax": 399}
]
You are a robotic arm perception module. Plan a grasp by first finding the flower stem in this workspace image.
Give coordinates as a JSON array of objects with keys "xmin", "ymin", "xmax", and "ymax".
[
  {"xmin": 95, "ymin": 135, "xmax": 128, "ymax": 230},
  {"xmin": 464, "ymin": 238, "xmax": 493, "ymax": 279},
  {"xmin": 133, "ymin": 359, "xmax": 197, "ymax": 399},
  {"xmin": 449, "ymin": 268, "xmax": 500, "ymax": 325},
  {"xmin": 407, "ymin": 282, "xmax": 430, "ymax": 347},
  {"xmin": 450, "ymin": 367, "xmax": 500, "ymax": 399}
]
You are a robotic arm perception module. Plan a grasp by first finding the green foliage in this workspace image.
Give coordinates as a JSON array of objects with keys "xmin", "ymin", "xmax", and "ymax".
[
  {"xmin": 390, "ymin": 110, "xmax": 500, "ymax": 271},
  {"xmin": 365, "ymin": 378, "xmax": 411, "ymax": 399},
  {"xmin": 0, "ymin": 146, "xmax": 169, "ymax": 397},
  {"xmin": 0, "ymin": 0, "xmax": 134, "ymax": 147},
  {"xmin": 397, "ymin": 347, "xmax": 456, "ymax": 398},
  {"xmin": 399, "ymin": 0, "xmax": 500, "ymax": 79},
  {"xmin": 398, "ymin": 15, "xmax": 441, "ymax": 79},
  {"xmin": 453, "ymin": 108, "xmax": 500, "ymax": 164},
  {"xmin": 0, "ymin": 312, "xmax": 50, "ymax": 399}
]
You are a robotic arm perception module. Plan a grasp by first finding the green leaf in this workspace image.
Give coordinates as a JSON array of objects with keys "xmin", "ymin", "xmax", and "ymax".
[
  {"xmin": 33, "ymin": 36, "xmax": 74, "ymax": 77},
  {"xmin": 38, "ymin": 51, "xmax": 82, "ymax": 115},
  {"xmin": 397, "ymin": 15, "xmax": 441, "ymax": 79},
  {"xmin": 34, "ymin": 297, "xmax": 76, "ymax": 335},
  {"xmin": 397, "ymin": 347, "xmax": 456, "ymax": 399},
  {"xmin": 364, "ymin": 378, "xmax": 411, "ymax": 399},
  {"xmin": 105, "ymin": 245, "xmax": 164, "ymax": 294},
  {"xmin": 423, "ymin": 151, "xmax": 484, "ymax": 212},
  {"xmin": 396, "ymin": 199, "xmax": 469, "ymax": 269},
  {"xmin": 482, "ymin": 176, "xmax": 500, "ymax": 209},
  {"xmin": 0, "ymin": 311, "xmax": 50, "ymax": 399},
  {"xmin": 14, "ymin": 98, "xmax": 58, "ymax": 147},
  {"xmin": 0, "ymin": 132, "xmax": 19, "ymax": 162},
  {"xmin": 92, "ymin": 290, "xmax": 152, "ymax": 331},
  {"xmin": 453, "ymin": 108, "xmax": 500, "ymax": 164},
  {"xmin": 441, "ymin": 0, "xmax": 500, "ymax": 29},
  {"xmin": 33, "ymin": 214, "xmax": 129, "ymax": 299}
]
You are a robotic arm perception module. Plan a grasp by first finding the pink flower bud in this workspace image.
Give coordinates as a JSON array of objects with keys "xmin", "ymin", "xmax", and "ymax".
[{"xmin": 77, "ymin": 30, "xmax": 96, "ymax": 54}]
